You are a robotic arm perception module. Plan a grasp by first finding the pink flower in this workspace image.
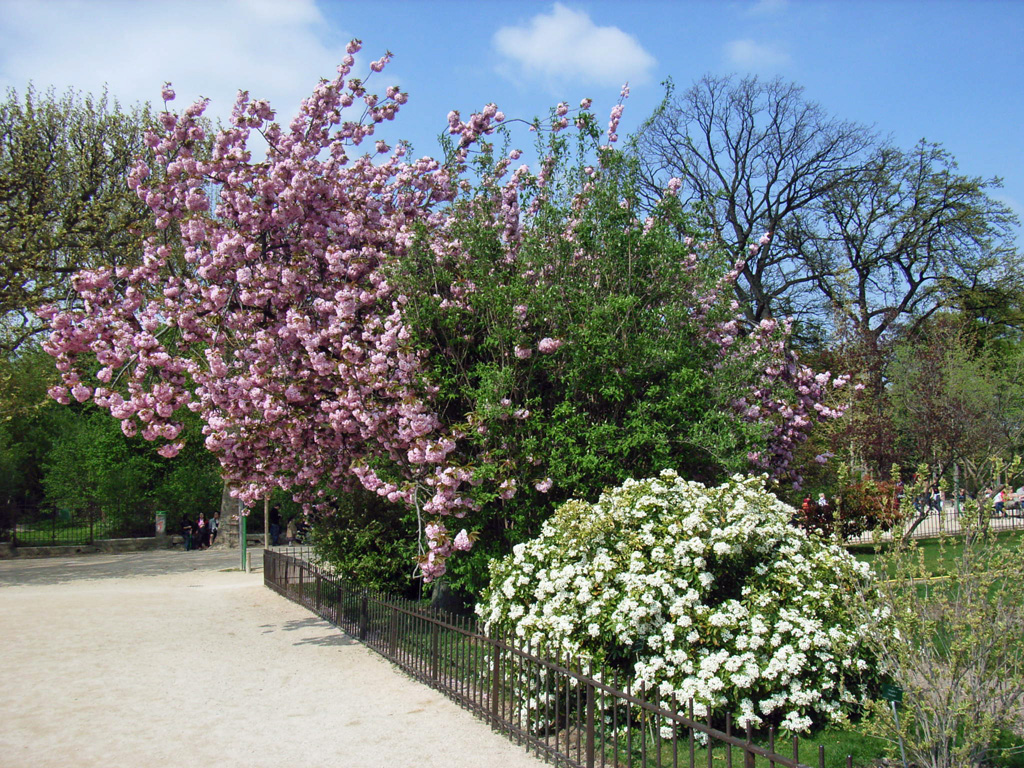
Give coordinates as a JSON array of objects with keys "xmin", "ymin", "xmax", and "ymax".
[
  {"xmin": 71, "ymin": 383, "xmax": 92, "ymax": 403},
  {"xmin": 453, "ymin": 529, "xmax": 472, "ymax": 551},
  {"xmin": 157, "ymin": 442, "xmax": 183, "ymax": 458},
  {"xmin": 534, "ymin": 478, "xmax": 553, "ymax": 493},
  {"xmin": 161, "ymin": 83, "xmax": 175, "ymax": 102},
  {"xmin": 514, "ymin": 345, "xmax": 532, "ymax": 359},
  {"xmin": 537, "ymin": 337, "xmax": 563, "ymax": 354}
]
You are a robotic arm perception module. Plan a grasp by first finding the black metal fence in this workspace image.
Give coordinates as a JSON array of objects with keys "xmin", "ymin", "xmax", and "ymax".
[
  {"xmin": 0, "ymin": 500, "xmax": 155, "ymax": 546},
  {"xmin": 265, "ymin": 550, "xmax": 852, "ymax": 768}
]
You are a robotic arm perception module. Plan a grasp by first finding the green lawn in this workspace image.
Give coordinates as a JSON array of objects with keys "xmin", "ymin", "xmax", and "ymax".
[{"xmin": 847, "ymin": 528, "xmax": 1024, "ymax": 578}]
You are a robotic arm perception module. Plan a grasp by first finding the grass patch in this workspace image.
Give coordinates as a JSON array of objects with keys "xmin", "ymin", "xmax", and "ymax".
[
  {"xmin": 597, "ymin": 723, "xmax": 889, "ymax": 768},
  {"xmin": 847, "ymin": 528, "xmax": 1024, "ymax": 578}
]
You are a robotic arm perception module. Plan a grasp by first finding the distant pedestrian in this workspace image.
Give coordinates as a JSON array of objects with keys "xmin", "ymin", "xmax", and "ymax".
[
  {"xmin": 181, "ymin": 514, "xmax": 193, "ymax": 551},
  {"xmin": 285, "ymin": 516, "xmax": 297, "ymax": 545},
  {"xmin": 995, "ymin": 487, "xmax": 1006, "ymax": 518},
  {"xmin": 269, "ymin": 506, "xmax": 282, "ymax": 546},
  {"xmin": 209, "ymin": 511, "xmax": 220, "ymax": 545}
]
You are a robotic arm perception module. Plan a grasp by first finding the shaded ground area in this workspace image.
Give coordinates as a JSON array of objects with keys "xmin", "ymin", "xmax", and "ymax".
[{"xmin": 0, "ymin": 549, "xmax": 546, "ymax": 768}]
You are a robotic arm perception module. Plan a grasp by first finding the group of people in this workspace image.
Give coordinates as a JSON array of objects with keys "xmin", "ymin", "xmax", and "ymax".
[
  {"xmin": 268, "ymin": 506, "xmax": 306, "ymax": 546},
  {"xmin": 179, "ymin": 506, "xmax": 307, "ymax": 550},
  {"xmin": 180, "ymin": 511, "xmax": 220, "ymax": 551},
  {"xmin": 984, "ymin": 485, "xmax": 1024, "ymax": 517}
]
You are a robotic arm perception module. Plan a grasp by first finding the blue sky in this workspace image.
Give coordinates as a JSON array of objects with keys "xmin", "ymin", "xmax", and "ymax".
[{"xmin": 1, "ymin": 0, "xmax": 1021, "ymax": 235}]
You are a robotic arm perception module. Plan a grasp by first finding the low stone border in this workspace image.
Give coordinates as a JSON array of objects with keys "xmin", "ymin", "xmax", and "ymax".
[{"xmin": 0, "ymin": 535, "xmax": 186, "ymax": 559}]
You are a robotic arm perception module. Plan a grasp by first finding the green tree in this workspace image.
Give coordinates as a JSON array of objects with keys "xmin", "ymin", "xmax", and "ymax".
[
  {"xmin": 388, "ymin": 116, "xmax": 843, "ymax": 595},
  {"xmin": 0, "ymin": 85, "xmax": 156, "ymax": 353},
  {"xmin": 887, "ymin": 318, "xmax": 1024, "ymax": 489},
  {"xmin": 793, "ymin": 141, "xmax": 1019, "ymax": 397}
]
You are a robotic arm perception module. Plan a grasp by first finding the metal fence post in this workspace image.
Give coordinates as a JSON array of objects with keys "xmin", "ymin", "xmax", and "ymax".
[
  {"xmin": 490, "ymin": 633, "xmax": 501, "ymax": 724},
  {"xmin": 586, "ymin": 675, "xmax": 596, "ymax": 768},
  {"xmin": 389, "ymin": 605, "xmax": 398, "ymax": 656},
  {"xmin": 430, "ymin": 618, "xmax": 440, "ymax": 683},
  {"xmin": 359, "ymin": 593, "xmax": 368, "ymax": 641}
]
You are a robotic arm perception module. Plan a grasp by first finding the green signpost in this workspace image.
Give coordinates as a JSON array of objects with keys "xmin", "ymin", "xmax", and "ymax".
[{"xmin": 881, "ymin": 682, "xmax": 908, "ymax": 768}]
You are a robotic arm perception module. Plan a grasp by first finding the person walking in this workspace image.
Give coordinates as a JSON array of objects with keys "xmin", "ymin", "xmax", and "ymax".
[
  {"xmin": 209, "ymin": 511, "xmax": 220, "ymax": 546},
  {"xmin": 269, "ymin": 506, "xmax": 282, "ymax": 547},
  {"xmin": 180, "ymin": 514, "xmax": 193, "ymax": 551}
]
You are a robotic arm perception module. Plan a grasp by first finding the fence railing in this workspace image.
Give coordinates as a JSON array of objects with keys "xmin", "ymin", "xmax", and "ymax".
[
  {"xmin": 265, "ymin": 549, "xmax": 851, "ymax": 768},
  {"xmin": 0, "ymin": 500, "xmax": 156, "ymax": 547},
  {"xmin": 845, "ymin": 500, "xmax": 1024, "ymax": 545}
]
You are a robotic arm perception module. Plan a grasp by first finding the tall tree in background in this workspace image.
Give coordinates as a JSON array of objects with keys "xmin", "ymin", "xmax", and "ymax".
[
  {"xmin": 789, "ymin": 141, "xmax": 1019, "ymax": 393},
  {"xmin": 789, "ymin": 142, "xmax": 1019, "ymax": 472},
  {"xmin": 0, "ymin": 86, "xmax": 154, "ymax": 354},
  {"xmin": 634, "ymin": 74, "xmax": 875, "ymax": 333},
  {"xmin": 887, "ymin": 318, "xmax": 1024, "ymax": 488}
]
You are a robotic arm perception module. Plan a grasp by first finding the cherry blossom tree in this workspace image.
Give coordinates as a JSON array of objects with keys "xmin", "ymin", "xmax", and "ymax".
[
  {"xmin": 41, "ymin": 43, "xmax": 472, "ymax": 555},
  {"xmin": 42, "ymin": 46, "xmax": 846, "ymax": 581}
]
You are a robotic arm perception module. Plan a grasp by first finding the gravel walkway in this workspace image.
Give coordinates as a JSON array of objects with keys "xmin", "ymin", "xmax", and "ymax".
[{"xmin": 0, "ymin": 548, "xmax": 547, "ymax": 768}]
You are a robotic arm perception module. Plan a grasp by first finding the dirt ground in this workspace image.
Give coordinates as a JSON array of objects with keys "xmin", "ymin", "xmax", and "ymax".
[{"xmin": 0, "ymin": 548, "xmax": 547, "ymax": 768}]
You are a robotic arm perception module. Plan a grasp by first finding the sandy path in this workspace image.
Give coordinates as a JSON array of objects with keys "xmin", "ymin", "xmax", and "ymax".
[{"xmin": 0, "ymin": 549, "xmax": 547, "ymax": 768}]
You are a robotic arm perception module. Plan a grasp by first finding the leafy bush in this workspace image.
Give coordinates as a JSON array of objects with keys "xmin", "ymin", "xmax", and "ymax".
[
  {"xmin": 858, "ymin": 507, "xmax": 1024, "ymax": 768},
  {"xmin": 796, "ymin": 478, "xmax": 902, "ymax": 538},
  {"xmin": 310, "ymin": 486, "xmax": 419, "ymax": 596},
  {"xmin": 478, "ymin": 470, "xmax": 877, "ymax": 733}
]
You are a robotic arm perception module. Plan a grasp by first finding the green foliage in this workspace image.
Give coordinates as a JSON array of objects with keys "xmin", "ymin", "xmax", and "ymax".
[
  {"xmin": 858, "ymin": 496, "xmax": 1024, "ymax": 768},
  {"xmin": 36, "ymin": 403, "xmax": 219, "ymax": 518},
  {"xmin": 310, "ymin": 486, "xmax": 419, "ymax": 595},
  {"xmin": 887, "ymin": 318, "xmax": 1024, "ymax": 481},
  {"xmin": 0, "ymin": 85, "xmax": 156, "ymax": 353},
  {"xmin": 394, "ymin": 122, "xmax": 778, "ymax": 594}
]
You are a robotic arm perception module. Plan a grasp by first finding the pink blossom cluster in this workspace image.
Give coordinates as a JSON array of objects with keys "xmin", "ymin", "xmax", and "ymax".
[
  {"xmin": 419, "ymin": 520, "xmax": 473, "ymax": 580},
  {"xmin": 701, "ymin": 234, "xmax": 848, "ymax": 488},
  {"xmin": 41, "ymin": 43, "xmax": 482, "ymax": 578}
]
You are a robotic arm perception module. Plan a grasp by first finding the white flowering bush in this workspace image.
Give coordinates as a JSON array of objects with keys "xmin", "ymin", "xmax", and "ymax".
[{"xmin": 478, "ymin": 470, "xmax": 877, "ymax": 733}]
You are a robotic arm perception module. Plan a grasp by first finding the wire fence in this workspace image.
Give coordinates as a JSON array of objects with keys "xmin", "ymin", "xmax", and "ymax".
[{"xmin": 265, "ymin": 549, "xmax": 853, "ymax": 768}]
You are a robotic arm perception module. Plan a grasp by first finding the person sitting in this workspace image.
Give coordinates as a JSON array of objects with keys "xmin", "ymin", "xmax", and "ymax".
[{"xmin": 196, "ymin": 512, "xmax": 209, "ymax": 548}]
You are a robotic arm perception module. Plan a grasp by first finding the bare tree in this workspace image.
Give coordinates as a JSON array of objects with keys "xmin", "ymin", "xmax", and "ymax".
[
  {"xmin": 634, "ymin": 74, "xmax": 875, "ymax": 330},
  {"xmin": 790, "ymin": 141, "xmax": 1020, "ymax": 392}
]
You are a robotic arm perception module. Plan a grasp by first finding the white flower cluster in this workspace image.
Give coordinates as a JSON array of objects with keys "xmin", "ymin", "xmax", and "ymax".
[{"xmin": 478, "ymin": 471, "xmax": 875, "ymax": 732}]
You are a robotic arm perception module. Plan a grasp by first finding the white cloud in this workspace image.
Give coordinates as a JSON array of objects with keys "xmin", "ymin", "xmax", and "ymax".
[
  {"xmin": 493, "ymin": 3, "xmax": 656, "ymax": 89},
  {"xmin": 0, "ymin": 0, "xmax": 353, "ymax": 124},
  {"xmin": 724, "ymin": 39, "xmax": 792, "ymax": 71}
]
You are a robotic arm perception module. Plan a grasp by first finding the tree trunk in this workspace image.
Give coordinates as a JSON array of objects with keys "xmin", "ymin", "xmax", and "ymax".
[{"xmin": 213, "ymin": 482, "xmax": 239, "ymax": 549}]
